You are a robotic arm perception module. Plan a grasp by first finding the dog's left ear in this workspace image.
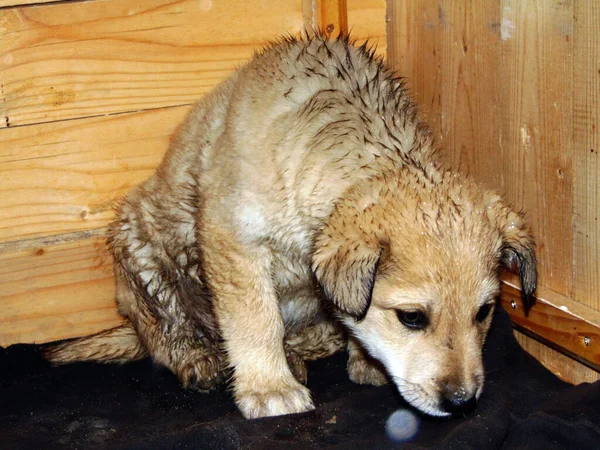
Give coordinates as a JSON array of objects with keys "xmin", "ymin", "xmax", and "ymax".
[
  {"xmin": 496, "ymin": 206, "xmax": 538, "ymax": 311},
  {"xmin": 312, "ymin": 224, "xmax": 383, "ymax": 321}
]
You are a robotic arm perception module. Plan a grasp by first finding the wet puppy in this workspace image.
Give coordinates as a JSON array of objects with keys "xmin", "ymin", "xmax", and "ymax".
[{"xmin": 46, "ymin": 34, "xmax": 536, "ymax": 419}]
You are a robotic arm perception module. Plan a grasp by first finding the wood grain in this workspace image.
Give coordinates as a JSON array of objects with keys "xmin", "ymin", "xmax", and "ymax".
[
  {"xmin": 314, "ymin": 0, "xmax": 349, "ymax": 36},
  {"xmin": 305, "ymin": 0, "xmax": 386, "ymax": 58},
  {"xmin": 515, "ymin": 331, "xmax": 600, "ymax": 384},
  {"xmin": 573, "ymin": 1, "xmax": 600, "ymax": 310},
  {"xmin": 346, "ymin": 0, "xmax": 387, "ymax": 58},
  {"xmin": 387, "ymin": 1, "xmax": 504, "ymax": 188},
  {"xmin": 387, "ymin": 0, "xmax": 599, "ymax": 383},
  {"xmin": 0, "ymin": 233, "xmax": 122, "ymax": 346},
  {"xmin": 0, "ymin": 0, "xmax": 304, "ymax": 127},
  {"xmin": 388, "ymin": 1, "xmax": 574, "ymax": 296},
  {"xmin": 0, "ymin": 106, "xmax": 188, "ymax": 243},
  {"xmin": 500, "ymin": 0, "xmax": 574, "ymax": 299},
  {"xmin": 0, "ymin": 1, "xmax": 61, "ymax": 7}
]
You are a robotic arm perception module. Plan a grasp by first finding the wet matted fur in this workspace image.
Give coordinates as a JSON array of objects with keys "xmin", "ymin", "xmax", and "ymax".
[{"xmin": 45, "ymin": 34, "xmax": 536, "ymax": 419}]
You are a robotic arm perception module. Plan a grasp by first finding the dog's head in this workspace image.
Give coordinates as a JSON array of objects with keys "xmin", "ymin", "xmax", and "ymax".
[{"xmin": 313, "ymin": 169, "xmax": 536, "ymax": 417}]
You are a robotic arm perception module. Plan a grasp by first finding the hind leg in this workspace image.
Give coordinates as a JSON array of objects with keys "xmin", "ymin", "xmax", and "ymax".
[
  {"xmin": 109, "ymin": 190, "xmax": 227, "ymax": 391},
  {"xmin": 346, "ymin": 336, "xmax": 389, "ymax": 386},
  {"xmin": 284, "ymin": 320, "xmax": 346, "ymax": 384},
  {"xmin": 114, "ymin": 265, "xmax": 227, "ymax": 390}
]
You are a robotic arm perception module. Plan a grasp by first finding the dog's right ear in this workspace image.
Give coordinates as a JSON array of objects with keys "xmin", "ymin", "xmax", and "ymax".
[
  {"xmin": 312, "ymin": 223, "xmax": 383, "ymax": 321},
  {"xmin": 498, "ymin": 208, "xmax": 537, "ymax": 311},
  {"xmin": 487, "ymin": 196, "xmax": 537, "ymax": 312}
]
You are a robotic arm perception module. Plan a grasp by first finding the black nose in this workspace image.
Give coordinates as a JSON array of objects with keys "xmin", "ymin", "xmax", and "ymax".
[{"xmin": 441, "ymin": 394, "xmax": 477, "ymax": 416}]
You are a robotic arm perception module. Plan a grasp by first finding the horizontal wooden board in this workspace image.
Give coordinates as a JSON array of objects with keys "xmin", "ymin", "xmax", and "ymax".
[
  {"xmin": 514, "ymin": 330, "xmax": 600, "ymax": 384},
  {"xmin": 501, "ymin": 273, "xmax": 600, "ymax": 372},
  {"xmin": 0, "ymin": 105, "xmax": 189, "ymax": 243},
  {"xmin": 0, "ymin": 1, "xmax": 61, "ymax": 7},
  {"xmin": 0, "ymin": 232, "xmax": 123, "ymax": 347},
  {"xmin": 0, "ymin": 0, "xmax": 304, "ymax": 127}
]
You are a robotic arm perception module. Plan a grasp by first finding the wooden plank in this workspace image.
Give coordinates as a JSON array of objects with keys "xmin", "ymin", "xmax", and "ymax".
[
  {"xmin": 386, "ymin": 0, "xmax": 599, "ymax": 384},
  {"xmin": 0, "ymin": 233, "xmax": 123, "ymax": 346},
  {"xmin": 500, "ymin": 0, "xmax": 574, "ymax": 299},
  {"xmin": 573, "ymin": 1, "xmax": 600, "ymax": 310},
  {"xmin": 304, "ymin": 0, "xmax": 386, "ymax": 58},
  {"xmin": 0, "ymin": 1, "xmax": 61, "ymax": 7},
  {"xmin": 0, "ymin": 105, "xmax": 188, "ymax": 243},
  {"xmin": 346, "ymin": 0, "xmax": 387, "ymax": 58},
  {"xmin": 501, "ymin": 273, "xmax": 600, "ymax": 371},
  {"xmin": 387, "ymin": 1, "xmax": 504, "ymax": 189},
  {"xmin": 316, "ymin": 0, "xmax": 349, "ymax": 36},
  {"xmin": 514, "ymin": 330, "xmax": 600, "ymax": 384},
  {"xmin": 388, "ymin": 0, "xmax": 575, "ymax": 301},
  {"xmin": 0, "ymin": 0, "xmax": 304, "ymax": 127}
]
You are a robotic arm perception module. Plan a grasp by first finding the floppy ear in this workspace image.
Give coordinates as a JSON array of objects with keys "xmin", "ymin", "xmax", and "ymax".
[
  {"xmin": 312, "ymin": 227, "xmax": 383, "ymax": 321},
  {"xmin": 497, "ymin": 208, "xmax": 538, "ymax": 311}
]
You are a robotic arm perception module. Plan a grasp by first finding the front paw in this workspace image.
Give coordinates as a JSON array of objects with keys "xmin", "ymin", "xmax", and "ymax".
[
  {"xmin": 347, "ymin": 355, "xmax": 389, "ymax": 386},
  {"xmin": 236, "ymin": 379, "xmax": 314, "ymax": 419}
]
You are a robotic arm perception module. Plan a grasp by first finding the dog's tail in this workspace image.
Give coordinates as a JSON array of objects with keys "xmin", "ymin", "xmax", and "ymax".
[{"xmin": 44, "ymin": 322, "xmax": 147, "ymax": 365}]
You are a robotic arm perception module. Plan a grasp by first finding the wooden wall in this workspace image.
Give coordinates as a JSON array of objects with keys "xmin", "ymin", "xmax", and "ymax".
[
  {"xmin": 387, "ymin": 0, "xmax": 600, "ymax": 383},
  {"xmin": 0, "ymin": 0, "xmax": 386, "ymax": 346},
  {"xmin": 3, "ymin": 0, "xmax": 597, "ymax": 385}
]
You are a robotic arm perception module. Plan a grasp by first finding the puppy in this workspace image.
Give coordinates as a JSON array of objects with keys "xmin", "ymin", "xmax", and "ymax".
[{"xmin": 45, "ymin": 34, "xmax": 536, "ymax": 419}]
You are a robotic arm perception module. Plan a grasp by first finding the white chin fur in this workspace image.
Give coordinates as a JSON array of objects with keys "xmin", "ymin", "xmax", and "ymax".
[{"xmin": 395, "ymin": 382, "xmax": 450, "ymax": 418}]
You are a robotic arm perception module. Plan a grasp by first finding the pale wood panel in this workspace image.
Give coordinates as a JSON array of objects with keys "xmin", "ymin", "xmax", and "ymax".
[
  {"xmin": 0, "ymin": 234, "xmax": 122, "ymax": 346},
  {"xmin": 0, "ymin": 106, "xmax": 188, "ymax": 242},
  {"xmin": 0, "ymin": 0, "xmax": 304, "ymax": 127},
  {"xmin": 315, "ymin": 0, "xmax": 349, "ymax": 35},
  {"xmin": 515, "ymin": 331, "xmax": 600, "ymax": 385},
  {"xmin": 0, "ymin": 1, "xmax": 61, "ymax": 7},
  {"xmin": 387, "ymin": 0, "xmax": 599, "ymax": 383},
  {"xmin": 347, "ymin": 0, "xmax": 387, "ymax": 58},
  {"xmin": 573, "ymin": 1, "xmax": 600, "ymax": 309},
  {"xmin": 387, "ymin": 1, "xmax": 504, "ymax": 189},
  {"xmin": 308, "ymin": 0, "xmax": 386, "ymax": 58},
  {"xmin": 500, "ymin": 0, "xmax": 574, "ymax": 299},
  {"xmin": 388, "ymin": 1, "xmax": 573, "ymax": 297}
]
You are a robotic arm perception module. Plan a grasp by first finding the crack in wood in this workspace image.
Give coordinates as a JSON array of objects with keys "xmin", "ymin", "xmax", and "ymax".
[{"xmin": 0, "ymin": 227, "xmax": 107, "ymax": 254}]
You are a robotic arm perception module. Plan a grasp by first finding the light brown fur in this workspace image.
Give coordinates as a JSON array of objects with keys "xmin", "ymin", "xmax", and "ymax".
[{"xmin": 45, "ymin": 35, "xmax": 536, "ymax": 419}]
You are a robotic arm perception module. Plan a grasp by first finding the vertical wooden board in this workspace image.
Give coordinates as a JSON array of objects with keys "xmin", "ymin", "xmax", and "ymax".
[
  {"xmin": 0, "ymin": 106, "xmax": 188, "ymax": 242},
  {"xmin": 387, "ymin": 1, "xmax": 440, "ymax": 129},
  {"xmin": 306, "ymin": 0, "xmax": 386, "ymax": 57},
  {"xmin": 514, "ymin": 331, "xmax": 599, "ymax": 384},
  {"xmin": 346, "ymin": 0, "xmax": 387, "ymax": 58},
  {"xmin": 573, "ymin": 1, "xmax": 600, "ymax": 309},
  {"xmin": 499, "ymin": 0, "xmax": 574, "ymax": 298},
  {"xmin": 389, "ymin": 1, "xmax": 576, "ymax": 303},
  {"xmin": 387, "ymin": 1, "xmax": 598, "ymax": 383},
  {"xmin": 0, "ymin": 235, "xmax": 122, "ymax": 346},
  {"xmin": 0, "ymin": 0, "xmax": 305, "ymax": 127},
  {"xmin": 316, "ymin": 0, "xmax": 349, "ymax": 35},
  {"xmin": 387, "ymin": 1, "xmax": 504, "ymax": 190}
]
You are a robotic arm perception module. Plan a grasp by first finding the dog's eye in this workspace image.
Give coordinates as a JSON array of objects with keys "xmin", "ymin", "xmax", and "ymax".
[
  {"xmin": 475, "ymin": 303, "xmax": 494, "ymax": 323},
  {"xmin": 396, "ymin": 310, "xmax": 428, "ymax": 330}
]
